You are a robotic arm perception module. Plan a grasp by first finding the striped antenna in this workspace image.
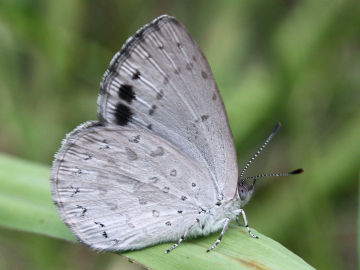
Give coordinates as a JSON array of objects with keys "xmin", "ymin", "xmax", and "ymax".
[
  {"xmin": 240, "ymin": 168, "xmax": 304, "ymax": 182},
  {"xmin": 239, "ymin": 122, "xmax": 281, "ymax": 184}
]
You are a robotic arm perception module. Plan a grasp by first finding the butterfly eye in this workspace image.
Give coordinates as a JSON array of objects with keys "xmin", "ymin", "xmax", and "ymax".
[{"xmin": 238, "ymin": 185, "xmax": 248, "ymax": 201}]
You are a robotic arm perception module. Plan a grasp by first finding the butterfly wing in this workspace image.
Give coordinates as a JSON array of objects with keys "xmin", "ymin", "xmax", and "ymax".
[
  {"xmin": 98, "ymin": 15, "xmax": 237, "ymax": 200},
  {"xmin": 51, "ymin": 121, "xmax": 216, "ymax": 251}
]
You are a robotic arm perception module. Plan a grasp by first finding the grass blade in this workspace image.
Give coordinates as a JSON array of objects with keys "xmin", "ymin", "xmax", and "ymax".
[{"xmin": 0, "ymin": 153, "xmax": 314, "ymax": 269}]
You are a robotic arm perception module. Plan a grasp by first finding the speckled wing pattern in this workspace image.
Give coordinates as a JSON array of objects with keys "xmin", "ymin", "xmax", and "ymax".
[
  {"xmin": 51, "ymin": 15, "xmax": 238, "ymax": 251},
  {"xmin": 52, "ymin": 122, "xmax": 216, "ymax": 251}
]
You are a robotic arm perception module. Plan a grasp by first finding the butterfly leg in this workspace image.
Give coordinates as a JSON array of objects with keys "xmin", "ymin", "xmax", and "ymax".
[
  {"xmin": 206, "ymin": 217, "xmax": 230, "ymax": 252},
  {"xmin": 165, "ymin": 221, "xmax": 197, "ymax": 254},
  {"xmin": 238, "ymin": 209, "xmax": 258, "ymax": 239},
  {"xmin": 165, "ymin": 235, "xmax": 187, "ymax": 254}
]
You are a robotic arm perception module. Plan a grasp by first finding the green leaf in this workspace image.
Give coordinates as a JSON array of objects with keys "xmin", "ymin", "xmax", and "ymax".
[
  {"xmin": 0, "ymin": 153, "xmax": 75, "ymax": 242},
  {"xmin": 0, "ymin": 153, "xmax": 314, "ymax": 269}
]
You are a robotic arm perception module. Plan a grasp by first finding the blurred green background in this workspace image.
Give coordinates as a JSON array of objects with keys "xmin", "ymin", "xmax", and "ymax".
[{"xmin": 0, "ymin": 0, "xmax": 359, "ymax": 269}]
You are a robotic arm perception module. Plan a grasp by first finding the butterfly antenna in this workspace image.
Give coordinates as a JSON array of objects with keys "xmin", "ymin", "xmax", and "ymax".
[
  {"xmin": 240, "ymin": 169, "xmax": 304, "ymax": 189},
  {"xmin": 241, "ymin": 168, "xmax": 304, "ymax": 185},
  {"xmin": 239, "ymin": 122, "xmax": 281, "ymax": 184}
]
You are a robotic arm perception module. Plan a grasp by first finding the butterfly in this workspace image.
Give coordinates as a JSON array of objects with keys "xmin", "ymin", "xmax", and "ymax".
[{"xmin": 51, "ymin": 14, "xmax": 303, "ymax": 253}]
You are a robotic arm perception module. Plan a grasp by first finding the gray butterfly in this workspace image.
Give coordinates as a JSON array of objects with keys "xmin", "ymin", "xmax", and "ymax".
[{"xmin": 51, "ymin": 15, "xmax": 302, "ymax": 253}]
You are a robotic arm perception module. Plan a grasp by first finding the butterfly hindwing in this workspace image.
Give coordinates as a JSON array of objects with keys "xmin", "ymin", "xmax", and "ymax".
[
  {"xmin": 51, "ymin": 121, "xmax": 216, "ymax": 251},
  {"xmin": 98, "ymin": 15, "xmax": 238, "ymax": 200}
]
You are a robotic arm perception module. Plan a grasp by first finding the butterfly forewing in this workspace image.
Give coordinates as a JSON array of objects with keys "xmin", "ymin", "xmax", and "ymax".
[
  {"xmin": 98, "ymin": 15, "xmax": 237, "ymax": 200},
  {"xmin": 51, "ymin": 122, "xmax": 216, "ymax": 251}
]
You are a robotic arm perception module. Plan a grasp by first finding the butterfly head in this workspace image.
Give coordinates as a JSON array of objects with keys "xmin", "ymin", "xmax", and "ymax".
[{"xmin": 237, "ymin": 181, "xmax": 255, "ymax": 205}]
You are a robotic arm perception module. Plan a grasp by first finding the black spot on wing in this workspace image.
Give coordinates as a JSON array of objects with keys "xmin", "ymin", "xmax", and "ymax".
[
  {"xmin": 156, "ymin": 89, "xmax": 164, "ymax": 100},
  {"xmin": 149, "ymin": 176, "xmax": 159, "ymax": 183},
  {"xmin": 118, "ymin": 84, "xmax": 135, "ymax": 103},
  {"xmin": 201, "ymin": 70, "xmax": 208, "ymax": 79},
  {"xmin": 134, "ymin": 30, "xmax": 145, "ymax": 42},
  {"xmin": 114, "ymin": 103, "xmax": 133, "ymax": 126},
  {"xmin": 170, "ymin": 169, "xmax": 177, "ymax": 177},
  {"xmin": 149, "ymin": 105, "xmax": 157, "ymax": 115},
  {"xmin": 94, "ymin": 221, "xmax": 105, "ymax": 227},
  {"xmin": 76, "ymin": 205, "xmax": 87, "ymax": 217},
  {"xmin": 70, "ymin": 187, "xmax": 80, "ymax": 197},
  {"xmin": 132, "ymin": 70, "xmax": 140, "ymax": 80},
  {"xmin": 201, "ymin": 115, "xmax": 209, "ymax": 121}
]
